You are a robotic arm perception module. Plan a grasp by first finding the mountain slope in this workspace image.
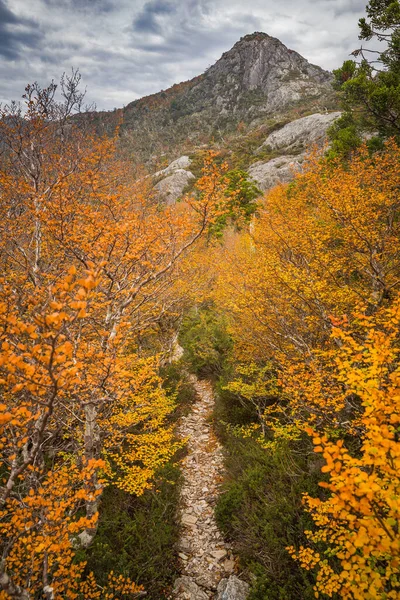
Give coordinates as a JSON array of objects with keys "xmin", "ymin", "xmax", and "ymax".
[{"xmin": 84, "ymin": 32, "xmax": 336, "ymax": 163}]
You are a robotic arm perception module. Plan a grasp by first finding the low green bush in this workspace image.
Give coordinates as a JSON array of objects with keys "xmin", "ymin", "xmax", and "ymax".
[
  {"xmin": 83, "ymin": 461, "xmax": 182, "ymax": 600},
  {"xmin": 179, "ymin": 304, "xmax": 232, "ymax": 378}
]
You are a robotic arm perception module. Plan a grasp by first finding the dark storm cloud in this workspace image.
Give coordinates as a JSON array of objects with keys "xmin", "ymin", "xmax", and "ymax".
[
  {"xmin": 42, "ymin": 0, "xmax": 114, "ymax": 12},
  {"xmin": 0, "ymin": 0, "xmax": 368, "ymax": 110},
  {"xmin": 0, "ymin": 0, "xmax": 40, "ymax": 59},
  {"xmin": 132, "ymin": 0, "xmax": 259, "ymax": 63},
  {"xmin": 133, "ymin": 0, "xmax": 175, "ymax": 34}
]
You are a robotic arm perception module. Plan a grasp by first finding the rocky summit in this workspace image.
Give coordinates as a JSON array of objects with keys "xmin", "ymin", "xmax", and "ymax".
[{"xmin": 201, "ymin": 32, "xmax": 332, "ymax": 116}]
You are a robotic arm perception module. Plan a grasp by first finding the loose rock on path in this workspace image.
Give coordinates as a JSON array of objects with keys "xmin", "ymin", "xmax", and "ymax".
[{"xmin": 172, "ymin": 376, "xmax": 249, "ymax": 600}]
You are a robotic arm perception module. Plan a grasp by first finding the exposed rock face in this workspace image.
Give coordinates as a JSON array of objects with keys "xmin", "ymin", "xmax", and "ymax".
[
  {"xmin": 154, "ymin": 155, "xmax": 192, "ymax": 177},
  {"xmin": 216, "ymin": 576, "xmax": 250, "ymax": 600},
  {"xmin": 155, "ymin": 169, "xmax": 195, "ymax": 204},
  {"xmin": 153, "ymin": 111, "xmax": 338, "ymax": 201},
  {"xmin": 206, "ymin": 33, "xmax": 332, "ymax": 118},
  {"xmin": 248, "ymin": 111, "xmax": 341, "ymax": 192},
  {"xmin": 248, "ymin": 155, "xmax": 305, "ymax": 192},
  {"xmin": 154, "ymin": 155, "xmax": 195, "ymax": 203},
  {"xmin": 260, "ymin": 111, "xmax": 341, "ymax": 152}
]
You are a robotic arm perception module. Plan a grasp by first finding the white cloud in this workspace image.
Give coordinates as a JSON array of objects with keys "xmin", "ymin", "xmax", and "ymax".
[{"xmin": 1, "ymin": 0, "xmax": 368, "ymax": 110}]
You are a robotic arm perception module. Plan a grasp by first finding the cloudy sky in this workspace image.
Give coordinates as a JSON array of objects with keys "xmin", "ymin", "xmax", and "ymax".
[{"xmin": 1, "ymin": 0, "xmax": 366, "ymax": 111}]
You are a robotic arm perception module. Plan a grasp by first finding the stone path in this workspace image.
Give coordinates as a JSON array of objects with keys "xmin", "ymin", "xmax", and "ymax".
[{"xmin": 172, "ymin": 376, "xmax": 249, "ymax": 600}]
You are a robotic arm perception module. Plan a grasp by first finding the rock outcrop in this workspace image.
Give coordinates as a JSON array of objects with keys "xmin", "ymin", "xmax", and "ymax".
[
  {"xmin": 260, "ymin": 111, "xmax": 341, "ymax": 153},
  {"xmin": 216, "ymin": 576, "xmax": 250, "ymax": 600},
  {"xmin": 173, "ymin": 576, "xmax": 210, "ymax": 600},
  {"xmin": 248, "ymin": 154, "xmax": 304, "ymax": 192},
  {"xmin": 154, "ymin": 156, "xmax": 195, "ymax": 203},
  {"xmin": 154, "ymin": 155, "xmax": 192, "ymax": 178},
  {"xmin": 206, "ymin": 33, "xmax": 332, "ymax": 118},
  {"xmin": 155, "ymin": 169, "xmax": 195, "ymax": 204},
  {"xmin": 248, "ymin": 111, "xmax": 341, "ymax": 192}
]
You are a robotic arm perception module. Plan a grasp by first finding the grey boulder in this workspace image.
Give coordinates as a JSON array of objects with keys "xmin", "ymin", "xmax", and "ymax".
[
  {"xmin": 173, "ymin": 576, "xmax": 210, "ymax": 600},
  {"xmin": 216, "ymin": 576, "xmax": 250, "ymax": 600},
  {"xmin": 154, "ymin": 155, "xmax": 192, "ymax": 178},
  {"xmin": 155, "ymin": 169, "xmax": 195, "ymax": 204},
  {"xmin": 260, "ymin": 111, "xmax": 341, "ymax": 153},
  {"xmin": 248, "ymin": 155, "xmax": 304, "ymax": 192}
]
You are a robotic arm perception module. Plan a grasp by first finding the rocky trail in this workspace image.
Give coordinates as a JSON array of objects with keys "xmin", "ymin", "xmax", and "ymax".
[{"xmin": 172, "ymin": 376, "xmax": 249, "ymax": 600}]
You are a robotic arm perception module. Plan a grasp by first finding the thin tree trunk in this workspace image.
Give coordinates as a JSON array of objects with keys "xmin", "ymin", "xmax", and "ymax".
[
  {"xmin": 0, "ymin": 570, "xmax": 30, "ymax": 600},
  {"xmin": 78, "ymin": 402, "xmax": 102, "ymax": 548}
]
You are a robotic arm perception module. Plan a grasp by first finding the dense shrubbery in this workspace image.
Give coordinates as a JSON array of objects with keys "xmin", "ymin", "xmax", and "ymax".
[
  {"xmin": 214, "ymin": 384, "xmax": 324, "ymax": 600},
  {"xmin": 83, "ymin": 463, "xmax": 182, "ymax": 600},
  {"xmin": 179, "ymin": 304, "xmax": 233, "ymax": 378},
  {"xmin": 0, "ymin": 74, "xmax": 236, "ymax": 597},
  {"xmin": 211, "ymin": 136, "xmax": 400, "ymax": 597},
  {"xmin": 161, "ymin": 360, "xmax": 198, "ymax": 417}
]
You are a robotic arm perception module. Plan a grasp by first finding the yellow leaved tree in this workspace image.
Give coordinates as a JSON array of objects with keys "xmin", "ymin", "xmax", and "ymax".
[
  {"xmin": 288, "ymin": 299, "xmax": 400, "ymax": 599},
  {"xmin": 211, "ymin": 140, "xmax": 400, "ymax": 598}
]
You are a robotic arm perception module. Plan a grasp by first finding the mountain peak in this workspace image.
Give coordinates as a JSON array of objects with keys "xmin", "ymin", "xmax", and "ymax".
[
  {"xmin": 208, "ymin": 30, "xmax": 331, "ymax": 91},
  {"xmin": 235, "ymin": 31, "xmax": 282, "ymax": 46},
  {"xmin": 237, "ymin": 31, "xmax": 277, "ymax": 43},
  {"xmin": 86, "ymin": 33, "xmax": 336, "ymax": 163},
  {"xmin": 219, "ymin": 31, "xmax": 301, "ymax": 62}
]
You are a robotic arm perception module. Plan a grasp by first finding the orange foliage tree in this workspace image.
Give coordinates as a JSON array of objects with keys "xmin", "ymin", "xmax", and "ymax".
[
  {"xmin": 0, "ymin": 75, "xmax": 231, "ymax": 597},
  {"xmin": 0, "ymin": 270, "xmax": 144, "ymax": 599},
  {"xmin": 212, "ymin": 141, "xmax": 400, "ymax": 597},
  {"xmin": 214, "ymin": 141, "xmax": 400, "ymax": 417},
  {"xmin": 288, "ymin": 300, "xmax": 400, "ymax": 599}
]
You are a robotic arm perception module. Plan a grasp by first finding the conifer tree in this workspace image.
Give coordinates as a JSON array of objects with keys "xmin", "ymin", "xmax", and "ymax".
[{"xmin": 329, "ymin": 0, "xmax": 400, "ymax": 156}]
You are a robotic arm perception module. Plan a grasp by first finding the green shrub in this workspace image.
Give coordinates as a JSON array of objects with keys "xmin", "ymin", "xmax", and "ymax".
[
  {"xmin": 160, "ymin": 360, "xmax": 197, "ymax": 416},
  {"xmin": 214, "ymin": 386, "xmax": 322, "ymax": 600},
  {"xmin": 83, "ymin": 462, "xmax": 182, "ymax": 599},
  {"xmin": 213, "ymin": 382, "xmax": 258, "ymax": 442},
  {"xmin": 179, "ymin": 304, "xmax": 232, "ymax": 378},
  {"xmin": 210, "ymin": 168, "xmax": 260, "ymax": 237}
]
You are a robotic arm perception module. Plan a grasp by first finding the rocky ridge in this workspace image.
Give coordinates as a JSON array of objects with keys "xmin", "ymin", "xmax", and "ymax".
[{"xmin": 172, "ymin": 377, "xmax": 249, "ymax": 600}]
